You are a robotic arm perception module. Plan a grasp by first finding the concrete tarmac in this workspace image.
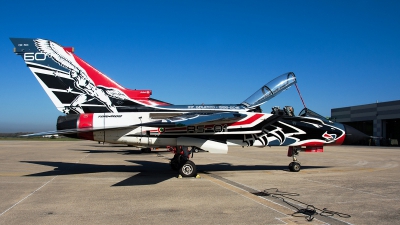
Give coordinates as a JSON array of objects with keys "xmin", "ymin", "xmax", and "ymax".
[{"xmin": 0, "ymin": 140, "xmax": 399, "ymax": 224}]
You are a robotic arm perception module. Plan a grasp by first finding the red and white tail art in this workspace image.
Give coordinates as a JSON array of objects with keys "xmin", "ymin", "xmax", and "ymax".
[{"xmin": 10, "ymin": 38, "xmax": 170, "ymax": 114}]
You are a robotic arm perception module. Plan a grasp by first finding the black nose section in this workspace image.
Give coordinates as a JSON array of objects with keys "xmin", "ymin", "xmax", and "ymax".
[{"xmin": 343, "ymin": 124, "xmax": 369, "ymax": 145}]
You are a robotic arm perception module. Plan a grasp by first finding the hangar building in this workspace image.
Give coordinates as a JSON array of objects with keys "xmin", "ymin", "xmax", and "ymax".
[{"xmin": 331, "ymin": 100, "xmax": 400, "ymax": 146}]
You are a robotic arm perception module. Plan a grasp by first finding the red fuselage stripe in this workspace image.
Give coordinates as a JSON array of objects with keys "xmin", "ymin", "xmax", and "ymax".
[{"xmin": 229, "ymin": 113, "xmax": 264, "ymax": 126}]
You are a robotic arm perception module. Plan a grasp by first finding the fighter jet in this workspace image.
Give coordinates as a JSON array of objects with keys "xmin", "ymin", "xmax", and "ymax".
[{"xmin": 10, "ymin": 38, "xmax": 368, "ymax": 177}]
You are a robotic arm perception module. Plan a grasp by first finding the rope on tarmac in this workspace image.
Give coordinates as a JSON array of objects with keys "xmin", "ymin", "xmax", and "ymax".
[{"xmin": 260, "ymin": 188, "xmax": 351, "ymax": 222}]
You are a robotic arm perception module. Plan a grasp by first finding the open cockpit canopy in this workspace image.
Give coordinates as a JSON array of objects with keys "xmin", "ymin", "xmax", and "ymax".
[{"xmin": 241, "ymin": 72, "xmax": 296, "ymax": 109}]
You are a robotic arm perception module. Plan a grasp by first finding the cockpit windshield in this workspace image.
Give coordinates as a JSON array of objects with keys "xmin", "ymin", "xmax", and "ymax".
[
  {"xmin": 241, "ymin": 72, "xmax": 297, "ymax": 108},
  {"xmin": 299, "ymin": 108, "xmax": 331, "ymax": 123}
]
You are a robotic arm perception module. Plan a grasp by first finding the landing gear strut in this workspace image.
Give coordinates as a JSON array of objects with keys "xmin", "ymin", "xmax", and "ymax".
[
  {"xmin": 288, "ymin": 147, "xmax": 301, "ymax": 172},
  {"xmin": 169, "ymin": 146, "xmax": 197, "ymax": 177}
]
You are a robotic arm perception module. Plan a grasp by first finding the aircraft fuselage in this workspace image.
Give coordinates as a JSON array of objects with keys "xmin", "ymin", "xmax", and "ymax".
[{"xmin": 58, "ymin": 111, "xmax": 347, "ymax": 154}]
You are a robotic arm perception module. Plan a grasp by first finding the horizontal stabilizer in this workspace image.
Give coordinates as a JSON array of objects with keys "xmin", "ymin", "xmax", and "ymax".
[{"xmin": 21, "ymin": 124, "xmax": 139, "ymax": 137}]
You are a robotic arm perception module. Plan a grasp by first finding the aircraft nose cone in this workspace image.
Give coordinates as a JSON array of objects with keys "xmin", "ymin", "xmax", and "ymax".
[{"xmin": 343, "ymin": 124, "xmax": 369, "ymax": 145}]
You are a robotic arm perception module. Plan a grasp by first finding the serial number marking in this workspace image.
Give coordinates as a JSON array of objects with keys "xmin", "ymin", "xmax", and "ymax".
[{"xmin": 187, "ymin": 105, "xmax": 240, "ymax": 109}]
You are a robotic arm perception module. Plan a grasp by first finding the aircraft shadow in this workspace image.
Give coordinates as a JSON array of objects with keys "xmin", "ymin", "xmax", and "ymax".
[
  {"xmin": 21, "ymin": 160, "xmax": 175, "ymax": 186},
  {"xmin": 21, "ymin": 159, "xmax": 329, "ymax": 186}
]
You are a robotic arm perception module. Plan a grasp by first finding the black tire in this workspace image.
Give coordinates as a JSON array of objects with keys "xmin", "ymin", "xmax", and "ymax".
[
  {"xmin": 179, "ymin": 160, "xmax": 197, "ymax": 177},
  {"xmin": 289, "ymin": 162, "xmax": 301, "ymax": 172}
]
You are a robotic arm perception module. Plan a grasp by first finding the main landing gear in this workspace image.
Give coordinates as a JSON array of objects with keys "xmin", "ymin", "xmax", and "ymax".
[
  {"xmin": 287, "ymin": 146, "xmax": 301, "ymax": 172},
  {"xmin": 169, "ymin": 146, "xmax": 198, "ymax": 177}
]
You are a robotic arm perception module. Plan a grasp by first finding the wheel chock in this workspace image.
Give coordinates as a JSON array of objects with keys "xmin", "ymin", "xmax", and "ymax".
[
  {"xmin": 178, "ymin": 175, "xmax": 182, "ymax": 178},
  {"xmin": 196, "ymin": 175, "xmax": 201, "ymax": 179}
]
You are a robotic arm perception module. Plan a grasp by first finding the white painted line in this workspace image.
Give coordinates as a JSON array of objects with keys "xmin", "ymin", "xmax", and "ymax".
[
  {"xmin": 0, "ymin": 153, "xmax": 90, "ymax": 217},
  {"xmin": 0, "ymin": 176, "xmax": 58, "ymax": 217}
]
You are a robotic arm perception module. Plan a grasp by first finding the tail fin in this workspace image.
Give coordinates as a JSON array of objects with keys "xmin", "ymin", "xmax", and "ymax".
[{"xmin": 10, "ymin": 38, "xmax": 169, "ymax": 114}]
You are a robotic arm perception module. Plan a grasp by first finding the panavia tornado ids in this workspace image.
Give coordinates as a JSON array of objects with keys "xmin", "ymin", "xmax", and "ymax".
[{"xmin": 10, "ymin": 38, "xmax": 368, "ymax": 177}]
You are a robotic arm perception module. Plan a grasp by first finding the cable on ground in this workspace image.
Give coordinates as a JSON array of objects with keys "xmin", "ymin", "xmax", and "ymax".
[{"xmin": 255, "ymin": 188, "xmax": 351, "ymax": 222}]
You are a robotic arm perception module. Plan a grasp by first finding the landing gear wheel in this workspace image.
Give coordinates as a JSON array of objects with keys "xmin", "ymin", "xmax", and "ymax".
[
  {"xmin": 179, "ymin": 160, "xmax": 197, "ymax": 177},
  {"xmin": 289, "ymin": 162, "xmax": 301, "ymax": 172}
]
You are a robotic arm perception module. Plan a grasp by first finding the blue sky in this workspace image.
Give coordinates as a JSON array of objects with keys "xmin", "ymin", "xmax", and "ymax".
[{"xmin": 0, "ymin": 0, "xmax": 399, "ymax": 132}]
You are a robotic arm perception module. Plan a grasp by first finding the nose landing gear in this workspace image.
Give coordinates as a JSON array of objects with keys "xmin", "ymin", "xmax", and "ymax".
[
  {"xmin": 289, "ymin": 161, "xmax": 301, "ymax": 172},
  {"xmin": 288, "ymin": 146, "xmax": 301, "ymax": 172}
]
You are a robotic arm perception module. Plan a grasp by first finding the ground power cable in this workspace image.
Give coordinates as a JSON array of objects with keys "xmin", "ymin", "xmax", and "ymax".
[{"xmin": 258, "ymin": 188, "xmax": 351, "ymax": 222}]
